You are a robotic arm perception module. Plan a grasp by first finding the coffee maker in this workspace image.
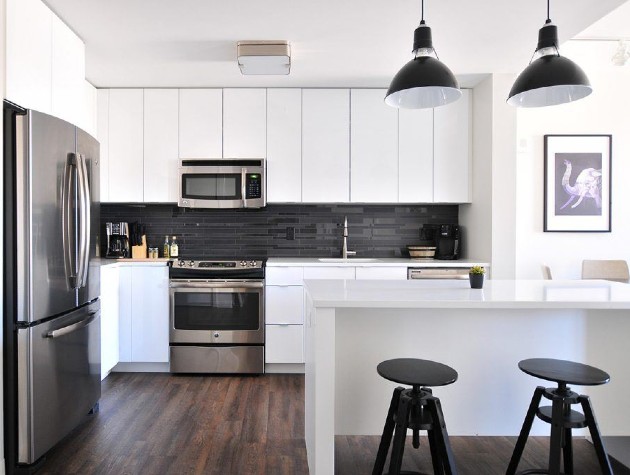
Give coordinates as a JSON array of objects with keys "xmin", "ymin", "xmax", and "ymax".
[
  {"xmin": 105, "ymin": 222, "xmax": 130, "ymax": 258},
  {"xmin": 420, "ymin": 224, "xmax": 460, "ymax": 260}
]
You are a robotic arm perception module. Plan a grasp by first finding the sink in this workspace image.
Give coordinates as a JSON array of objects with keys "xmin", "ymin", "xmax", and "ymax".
[{"xmin": 317, "ymin": 258, "xmax": 380, "ymax": 263}]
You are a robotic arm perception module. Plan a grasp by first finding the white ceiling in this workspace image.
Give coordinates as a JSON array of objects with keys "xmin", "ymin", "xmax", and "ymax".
[{"xmin": 43, "ymin": 0, "xmax": 628, "ymax": 88}]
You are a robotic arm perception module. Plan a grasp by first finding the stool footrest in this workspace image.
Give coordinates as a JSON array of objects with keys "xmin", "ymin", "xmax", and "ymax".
[{"xmin": 537, "ymin": 405, "xmax": 587, "ymax": 428}]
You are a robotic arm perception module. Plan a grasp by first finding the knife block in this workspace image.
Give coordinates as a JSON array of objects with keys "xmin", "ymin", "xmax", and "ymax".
[{"xmin": 131, "ymin": 235, "xmax": 147, "ymax": 259}]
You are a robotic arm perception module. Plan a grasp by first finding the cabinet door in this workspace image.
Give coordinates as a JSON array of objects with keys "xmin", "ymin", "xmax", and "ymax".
[
  {"xmin": 266, "ymin": 286, "xmax": 304, "ymax": 324},
  {"xmin": 434, "ymin": 89, "xmax": 471, "ymax": 203},
  {"xmin": 144, "ymin": 89, "xmax": 179, "ymax": 202},
  {"xmin": 82, "ymin": 81, "xmax": 98, "ymax": 138},
  {"xmin": 51, "ymin": 14, "xmax": 85, "ymax": 127},
  {"xmin": 100, "ymin": 265, "xmax": 120, "ymax": 379},
  {"xmin": 130, "ymin": 266, "xmax": 169, "ymax": 363},
  {"xmin": 179, "ymin": 89, "xmax": 222, "ymax": 158},
  {"xmin": 355, "ymin": 267, "xmax": 408, "ymax": 280},
  {"xmin": 6, "ymin": 0, "xmax": 52, "ymax": 114},
  {"xmin": 97, "ymin": 89, "xmax": 110, "ymax": 202},
  {"xmin": 223, "ymin": 88, "xmax": 266, "ymax": 158},
  {"xmin": 399, "ymin": 108, "xmax": 434, "ymax": 202},
  {"xmin": 303, "ymin": 267, "xmax": 356, "ymax": 280},
  {"xmin": 350, "ymin": 89, "xmax": 398, "ymax": 203},
  {"xmin": 266, "ymin": 325, "xmax": 304, "ymax": 363},
  {"xmin": 267, "ymin": 89, "xmax": 302, "ymax": 202},
  {"xmin": 108, "ymin": 89, "xmax": 144, "ymax": 202},
  {"xmin": 302, "ymin": 89, "xmax": 350, "ymax": 203},
  {"xmin": 118, "ymin": 266, "xmax": 132, "ymax": 363}
]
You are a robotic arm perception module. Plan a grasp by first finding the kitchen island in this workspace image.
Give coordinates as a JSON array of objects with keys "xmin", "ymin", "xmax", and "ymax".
[{"xmin": 303, "ymin": 279, "xmax": 630, "ymax": 474}]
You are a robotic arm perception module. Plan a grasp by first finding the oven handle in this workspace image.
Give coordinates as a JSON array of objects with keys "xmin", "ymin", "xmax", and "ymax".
[{"xmin": 169, "ymin": 279, "xmax": 263, "ymax": 289}]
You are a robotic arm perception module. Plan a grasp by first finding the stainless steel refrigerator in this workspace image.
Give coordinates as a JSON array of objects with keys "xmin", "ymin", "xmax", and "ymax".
[{"xmin": 3, "ymin": 101, "xmax": 101, "ymax": 471}]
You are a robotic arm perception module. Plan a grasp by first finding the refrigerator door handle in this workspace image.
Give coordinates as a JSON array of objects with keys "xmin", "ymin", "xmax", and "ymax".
[
  {"xmin": 62, "ymin": 154, "xmax": 78, "ymax": 289},
  {"xmin": 76, "ymin": 154, "xmax": 90, "ymax": 288},
  {"xmin": 45, "ymin": 311, "xmax": 97, "ymax": 339}
]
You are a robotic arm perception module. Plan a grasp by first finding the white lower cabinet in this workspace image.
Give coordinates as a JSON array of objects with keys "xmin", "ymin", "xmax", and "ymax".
[
  {"xmin": 355, "ymin": 266, "xmax": 408, "ymax": 280},
  {"xmin": 100, "ymin": 265, "xmax": 120, "ymax": 380},
  {"xmin": 118, "ymin": 265, "xmax": 169, "ymax": 363},
  {"xmin": 266, "ymin": 286, "xmax": 304, "ymax": 324},
  {"xmin": 266, "ymin": 325, "xmax": 304, "ymax": 364}
]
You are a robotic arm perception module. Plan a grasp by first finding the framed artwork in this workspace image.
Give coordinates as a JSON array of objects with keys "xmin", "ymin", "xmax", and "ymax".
[{"xmin": 544, "ymin": 134, "xmax": 612, "ymax": 232}]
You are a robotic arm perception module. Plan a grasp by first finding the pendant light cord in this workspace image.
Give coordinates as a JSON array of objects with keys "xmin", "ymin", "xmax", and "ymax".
[
  {"xmin": 421, "ymin": 0, "xmax": 424, "ymax": 22},
  {"xmin": 546, "ymin": 0, "xmax": 551, "ymax": 23}
]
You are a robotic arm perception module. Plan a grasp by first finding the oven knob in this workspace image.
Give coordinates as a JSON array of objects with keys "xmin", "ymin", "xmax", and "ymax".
[
  {"xmin": 214, "ymin": 332, "xmax": 220, "ymax": 338},
  {"xmin": 188, "ymin": 260, "xmax": 195, "ymax": 267},
  {"xmin": 249, "ymin": 261, "xmax": 256, "ymax": 267},
  {"xmin": 241, "ymin": 261, "xmax": 247, "ymax": 267},
  {"xmin": 178, "ymin": 260, "xmax": 185, "ymax": 267}
]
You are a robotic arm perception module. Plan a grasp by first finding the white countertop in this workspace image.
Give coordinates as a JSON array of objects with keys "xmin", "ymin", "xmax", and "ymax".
[
  {"xmin": 99, "ymin": 258, "xmax": 170, "ymax": 268},
  {"xmin": 303, "ymin": 278, "xmax": 630, "ymax": 309},
  {"xmin": 267, "ymin": 257, "xmax": 489, "ymax": 267}
]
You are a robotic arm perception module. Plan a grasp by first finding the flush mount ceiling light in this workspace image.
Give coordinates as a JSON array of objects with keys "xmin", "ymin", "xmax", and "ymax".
[
  {"xmin": 612, "ymin": 40, "xmax": 629, "ymax": 66},
  {"xmin": 508, "ymin": 0, "xmax": 592, "ymax": 107},
  {"xmin": 237, "ymin": 40, "xmax": 291, "ymax": 75},
  {"xmin": 385, "ymin": 0, "xmax": 461, "ymax": 109}
]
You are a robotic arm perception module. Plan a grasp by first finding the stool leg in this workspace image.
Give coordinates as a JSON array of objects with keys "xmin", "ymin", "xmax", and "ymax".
[
  {"xmin": 426, "ymin": 396, "xmax": 458, "ymax": 475},
  {"xmin": 372, "ymin": 387, "xmax": 405, "ymax": 475},
  {"xmin": 548, "ymin": 394, "xmax": 565, "ymax": 475},
  {"xmin": 427, "ymin": 427, "xmax": 445, "ymax": 475},
  {"xmin": 388, "ymin": 394, "xmax": 412, "ymax": 475},
  {"xmin": 563, "ymin": 426, "xmax": 573, "ymax": 475},
  {"xmin": 506, "ymin": 386, "xmax": 545, "ymax": 475},
  {"xmin": 579, "ymin": 395, "xmax": 613, "ymax": 475}
]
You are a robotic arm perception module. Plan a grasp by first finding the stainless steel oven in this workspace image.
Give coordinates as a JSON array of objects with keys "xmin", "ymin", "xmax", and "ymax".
[
  {"xmin": 178, "ymin": 159, "xmax": 266, "ymax": 209},
  {"xmin": 169, "ymin": 259, "xmax": 265, "ymax": 374}
]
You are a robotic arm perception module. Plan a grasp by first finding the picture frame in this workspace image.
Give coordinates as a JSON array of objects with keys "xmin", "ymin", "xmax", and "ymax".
[{"xmin": 544, "ymin": 134, "xmax": 612, "ymax": 232}]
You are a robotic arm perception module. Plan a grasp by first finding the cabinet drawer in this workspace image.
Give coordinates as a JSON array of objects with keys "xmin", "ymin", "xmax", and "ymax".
[
  {"xmin": 265, "ymin": 325, "xmax": 304, "ymax": 363},
  {"xmin": 303, "ymin": 266, "xmax": 356, "ymax": 280},
  {"xmin": 266, "ymin": 267, "xmax": 304, "ymax": 285},
  {"xmin": 266, "ymin": 286, "xmax": 303, "ymax": 324},
  {"xmin": 355, "ymin": 267, "xmax": 408, "ymax": 280}
]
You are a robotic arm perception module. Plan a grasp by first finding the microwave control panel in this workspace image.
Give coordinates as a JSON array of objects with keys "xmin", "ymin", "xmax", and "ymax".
[{"xmin": 245, "ymin": 173, "xmax": 263, "ymax": 199}]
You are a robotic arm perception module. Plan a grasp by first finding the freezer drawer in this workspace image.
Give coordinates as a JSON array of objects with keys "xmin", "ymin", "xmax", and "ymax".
[{"xmin": 17, "ymin": 300, "xmax": 101, "ymax": 464}]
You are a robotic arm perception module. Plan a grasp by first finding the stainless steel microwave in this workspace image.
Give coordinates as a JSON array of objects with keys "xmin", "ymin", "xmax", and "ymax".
[{"xmin": 178, "ymin": 159, "xmax": 266, "ymax": 209}]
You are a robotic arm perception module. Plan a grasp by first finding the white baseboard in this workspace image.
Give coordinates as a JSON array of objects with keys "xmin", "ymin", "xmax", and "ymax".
[
  {"xmin": 111, "ymin": 362, "xmax": 170, "ymax": 373},
  {"xmin": 265, "ymin": 363, "xmax": 305, "ymax": 374}
]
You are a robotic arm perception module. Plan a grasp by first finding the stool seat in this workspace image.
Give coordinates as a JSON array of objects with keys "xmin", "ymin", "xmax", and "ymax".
[
  {"xmin": 377, "ymin": 358, "xmax": 458, "ymax": 387},
  {"xmin": 518, "ymin": 358, "xmax": 610, "ymax": 386}
]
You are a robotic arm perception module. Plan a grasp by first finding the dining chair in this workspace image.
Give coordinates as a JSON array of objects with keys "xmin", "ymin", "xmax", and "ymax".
[
  {"xmin": 541, "ymin": 264, "xmax": 552, "ymax": 280},
  {"xmin": 581, "ymin": 260, "xmax": 630, "ymax": 283}
]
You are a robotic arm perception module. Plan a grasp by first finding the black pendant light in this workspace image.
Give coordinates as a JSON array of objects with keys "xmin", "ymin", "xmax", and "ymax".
[
  {"xmin": 508, "ymin": 0, "xmax": 592, "ymax": 107},
  {"xmin": 385, "ymin": 0, "xmax": 461, "ymax": 109}
]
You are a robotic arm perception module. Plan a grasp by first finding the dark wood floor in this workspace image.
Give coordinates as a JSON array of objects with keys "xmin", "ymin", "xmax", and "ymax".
[{"xmin": 36, "ymin": 373, "xmax": 628, "ymax": 475}]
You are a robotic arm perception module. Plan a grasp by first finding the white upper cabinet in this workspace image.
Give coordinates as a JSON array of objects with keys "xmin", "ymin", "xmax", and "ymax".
[
  {"xmin": 179, "ymin": 89, "xmax": 222, "ymax": 158},
  {"xmin": 350, "ymin": 89, "xmax": 398, "ymax": 203},
  {"xmin": 223, "ymin": 88, "xmax": 266, "ymax": 158},
  {"xmin": 6, "ymin": 0, "xmax": 53, "ymax": 114},
  {"xmin": 144, "ymin": 89, "xmax": 179, "ymax": 202},
  {"xmin": 51, "ymin": 14, "xmax": 86, "ymax": 128},
  {"xmin": 433, "ymin": 89, "xmax": 471, "ymax": 203},
  {"xmin": 399, "ymin": 108, "xmax": 434, "ymax": 202},
  {"xmin": 302, "ymin": 89, "xmax": 350, "ymax": 203},
  {"xmin": 97, "ymin": 89, "xmax": 110, "ymax": 202},
  {"xmin": 266, "ymin": 89, "xmax": 302, "ymax": 203},
  {"xmin": 82, "ymin": 81, "xmax": 98, "ymax": 137},
  {"xmin": 108, "ymin": 89, "xmax": 144, "ymax": 202}
]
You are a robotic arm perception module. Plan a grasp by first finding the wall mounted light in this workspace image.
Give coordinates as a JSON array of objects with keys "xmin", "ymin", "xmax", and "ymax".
[
  {"xmin": 385, "ymin": 0, "xmax": 461, "ymax": 109},
  {"xmin": 508, "ymin": 0, "xmax": 592, "ymax": 107},
  {"xmin": 612, "ymin": 40, "xmax": 629, "ymax": 66},
  {"xmin": 237, "ymin": 41, "xmax": 291, "ymax": 75}
]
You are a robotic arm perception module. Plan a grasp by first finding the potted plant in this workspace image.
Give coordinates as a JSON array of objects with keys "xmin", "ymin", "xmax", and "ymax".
[{"xmin": 469, "ymin": 266, "xmax": 485, "ymax": 289}]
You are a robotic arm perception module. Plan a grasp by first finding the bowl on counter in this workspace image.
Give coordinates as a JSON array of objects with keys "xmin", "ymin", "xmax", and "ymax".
[{"xmin": 407, "ymin": 245, "xmax": 436, "ymax": 259}]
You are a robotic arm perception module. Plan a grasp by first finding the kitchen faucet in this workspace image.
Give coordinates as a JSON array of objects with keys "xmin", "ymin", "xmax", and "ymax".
[{"xmin": 342, "ymin": 216, "xmax": 356, "ymax": 259}]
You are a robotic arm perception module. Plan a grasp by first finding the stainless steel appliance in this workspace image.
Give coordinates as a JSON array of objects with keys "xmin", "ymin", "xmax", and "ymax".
[
  {"xmin": 178, "ymin": 159, "xmax": 266, "ymax": 209},
  {"xmin": 3, "ymin": 102, "xmax": 101, "ymax": 471},
  {"xmin": 421, "ymin": 224, "xmax": 461, "ymax": 260},
  {"xmin": 169, "ymin": 259, "xmax": 265, "ymax": 374},
  {"xmin": 105, "ymin": 222, "xmax": 130, "ymax": 258},
  {"xmin": 407, "ymin": 267, "xmax": 470, "ymax": 280}
]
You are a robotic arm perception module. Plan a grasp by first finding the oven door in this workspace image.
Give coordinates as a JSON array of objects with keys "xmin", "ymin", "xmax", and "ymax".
[{"xmin": 170, "ymin": 280, "xmax": 264, "ymax": 344}]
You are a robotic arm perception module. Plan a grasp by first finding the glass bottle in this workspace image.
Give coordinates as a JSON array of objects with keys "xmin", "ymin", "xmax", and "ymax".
[
  {"xmin": 163, "ymin": 235, "xmax": 170, "ymax": 258},
  {"xmin": 170, "ymin": 236, "xmax": 179, "ymax": 258}
]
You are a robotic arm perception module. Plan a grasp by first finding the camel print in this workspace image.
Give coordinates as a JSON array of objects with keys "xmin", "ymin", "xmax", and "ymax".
[{"xmin": 558, "ymin": 159, "xmax": 602, "ymax": 211}]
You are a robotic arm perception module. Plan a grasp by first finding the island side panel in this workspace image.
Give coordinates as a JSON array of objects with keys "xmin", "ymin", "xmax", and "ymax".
[{"xmin": 305, "ymin": 297, "xmax": 337, "ymax": 475}]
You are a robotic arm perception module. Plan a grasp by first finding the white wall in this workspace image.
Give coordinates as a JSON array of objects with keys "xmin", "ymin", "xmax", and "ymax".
[{"xmin": 515, "ymin": 42, "xmax": 630, "ymax": 279}]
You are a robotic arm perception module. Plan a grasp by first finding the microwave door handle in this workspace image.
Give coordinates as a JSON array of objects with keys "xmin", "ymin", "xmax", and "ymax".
[{"xmin": 241, "ymin": 168, "xmax": 247, "ymax": 208}]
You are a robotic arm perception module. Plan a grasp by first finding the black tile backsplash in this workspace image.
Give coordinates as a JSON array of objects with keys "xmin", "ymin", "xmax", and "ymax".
[{"xmin": 101, "ymin": 204, "xmax": 458, "ymax": 259}]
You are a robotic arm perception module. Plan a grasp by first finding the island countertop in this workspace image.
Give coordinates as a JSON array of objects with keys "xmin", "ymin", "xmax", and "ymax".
[{"xmin": 303, "ymin": 278, "xmax": 630, "ymax": 309}]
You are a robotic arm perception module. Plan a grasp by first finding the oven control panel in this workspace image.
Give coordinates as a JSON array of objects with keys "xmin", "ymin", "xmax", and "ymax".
[{"xmin": 172, "ymin": 259, "xmax": 263, "ymax": 270}]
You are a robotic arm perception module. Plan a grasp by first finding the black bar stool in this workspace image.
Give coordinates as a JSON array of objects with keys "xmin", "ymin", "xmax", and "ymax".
[
  {"xmin": 372, "ymin": 358, "xmax": 459, "ymax": 475},
  {"xmin": 506, "ymin": 358, "xmax": 614, "ymax": 475}
]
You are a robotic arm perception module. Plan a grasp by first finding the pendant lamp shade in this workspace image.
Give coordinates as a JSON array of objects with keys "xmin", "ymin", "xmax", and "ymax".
[
  {"xmin": 508, "ymin": 19, "xmax": 592, "ymax": 107},
  {"xmin": 385, "ymin": 18, "xmax": 461, "ymax": 109}
]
